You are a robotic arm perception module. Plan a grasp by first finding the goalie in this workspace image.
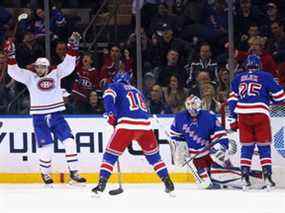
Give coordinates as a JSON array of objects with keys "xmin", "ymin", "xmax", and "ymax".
[{"xmin": 170, "ymin": 95, "xmax": 237, "ymax": 189}]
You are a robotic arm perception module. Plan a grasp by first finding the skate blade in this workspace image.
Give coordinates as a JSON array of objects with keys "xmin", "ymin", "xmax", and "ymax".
[
  {"xmin": 91, "ymin": 190, "xmax": 103, "ymax": 198},
  {"xmin": 242, "ymin": 185, "xmax": 251, "ymax": 191},
  {"xmin": 43, "ymin": 183, "xmax": 54, "ymax": 189},
  {"xmin": 68, "ymin": 180, "xmax": 86, "ymax": 187},
  {"xmin": 166, "ymin": 191, "xmax": 176, "ymax": 198}
]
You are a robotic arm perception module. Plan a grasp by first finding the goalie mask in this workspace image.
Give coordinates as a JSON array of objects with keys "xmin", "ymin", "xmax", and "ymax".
[
  {"xmin": 34, "ymin": 57, "xmax": 50, "ymax": 77},
  {"xmin": 185, "ymin": 95, "xmax": 202, "ymax": 117}
]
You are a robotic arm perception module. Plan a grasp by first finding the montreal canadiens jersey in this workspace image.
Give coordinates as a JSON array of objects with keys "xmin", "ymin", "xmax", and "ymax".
[
  {"xmin": 170, "ymin": 110, "xmax": 228, "ymax": 158},
  {"xmin": 7, "ymin": 52, "xmax": 76, "ymax": 115},
  {"xmin": 103, "ymin": 82, "xmax": 151, "ymax": 130},
  {"xmin": 228, "ymin": 70, "xmax": 285, "ymax": 118}
]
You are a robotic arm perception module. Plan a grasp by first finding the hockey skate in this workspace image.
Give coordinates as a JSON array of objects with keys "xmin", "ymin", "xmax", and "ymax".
[
  {"xmin": 162, "ymin": 176, "xmax": 175, "ymax": 197},
  {"xmin": 241, "ymin": 175, "xmax": 251, "ymax": 191},
  {"xmin": 262, "ymin": 174, "xmax": 276, "ymax": 191},
  {"xmin": 69, "ymin": 170, "xmax": 87, "ymax": 186},
  {"xmin": 91, "ymin": 177, "xmax": 108, "ymax": 197},
  {"xmin": 41, "ymin": 173, "xmax": 54, "ymax": 187}
]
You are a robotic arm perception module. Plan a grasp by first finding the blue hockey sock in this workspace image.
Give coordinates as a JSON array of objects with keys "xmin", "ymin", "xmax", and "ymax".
[
  {"xmin": 99, "ymin": 152, "xmax": 118, "ymax": 180},
  {"xmin": 240, "ymin": 144, "xmax": 255, "ymax": 175},
  {"xmin": 145, "ymin": 152, "xmax": 169, "ymax": 180},
  {"xmin": 257, "ymin": 144, "xmax": 272, "ymax": 175}
]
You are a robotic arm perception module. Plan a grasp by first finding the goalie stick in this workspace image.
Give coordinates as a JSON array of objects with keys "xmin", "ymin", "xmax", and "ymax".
[{"xmin": 108, "ymin": 159, "xmax": 124, "ymax": 195}]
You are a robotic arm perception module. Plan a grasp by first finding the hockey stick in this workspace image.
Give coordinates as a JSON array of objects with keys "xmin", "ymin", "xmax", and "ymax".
[
  {"xmin": 108, "ymin": 158, "xmax": 124, "ymax": 195},
  {"xmin": 153, "ymin": 114, "xmax": 175, "ymax": 164}
]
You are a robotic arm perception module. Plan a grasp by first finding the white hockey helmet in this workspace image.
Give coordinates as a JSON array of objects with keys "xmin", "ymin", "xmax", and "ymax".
[
  {"xmin": 34, "ymin": 57, "xmax": 50, "ymax": 77},
  {"xmin": 185, "ymin": 95, "xmax": 202, "ymax": 116},
  {"xmin": 35, "ymin": 57, "xmax": 50, "ymax": 67}
]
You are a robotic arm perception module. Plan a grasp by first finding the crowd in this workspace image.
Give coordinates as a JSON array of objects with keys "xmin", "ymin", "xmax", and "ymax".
[{"xmin": 0, "ymin": 0, "xmax": 285, "ymax": 115}]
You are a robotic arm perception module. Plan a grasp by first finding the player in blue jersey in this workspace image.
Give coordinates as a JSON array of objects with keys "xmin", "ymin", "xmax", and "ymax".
[
  {"xmin": 228, "ymin": 54, "xmax": 285, "ymax": 189},
  {"xmin": 91, "ymin": 72, "xmax": 174, "ymax": 195},
  {"xmin": 170, "ymin": 95, "xmax": 235, "ymax": 189}
]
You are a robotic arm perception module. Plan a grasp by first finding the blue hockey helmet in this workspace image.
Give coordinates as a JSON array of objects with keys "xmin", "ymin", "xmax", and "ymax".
[
  {"xmin": 185, "ymin": 95, "xmax": 202, "ymax": 117},
  {"xmin": 246, "ymin": 54, "xmax": 261, "ymax": 71},
  {"xmin": 113, "ymin": 72, "xmax": 131, "ymax": 84}
]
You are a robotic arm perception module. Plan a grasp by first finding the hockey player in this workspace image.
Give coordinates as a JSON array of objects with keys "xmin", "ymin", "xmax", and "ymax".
[
  {"xmin": 4, "ymin": 32, "xmax": 86, "ymax": 185},
  {"xmin": 170, "ymin": 95, "xmax": 233, "ymax": 189},
  {"xmin": 91, "ymin": 72, "xmax": 174, "ymax": 195},
  {"xmin": 228, "ymin": 54, "xmax": 285, "ymax": 189}
]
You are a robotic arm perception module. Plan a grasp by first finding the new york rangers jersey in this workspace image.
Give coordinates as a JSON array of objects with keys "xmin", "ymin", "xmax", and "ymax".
[
  {"xmin": 103, "ymin": 82, "xmax": 151, "ymax": 130},
  {"xmin": 170, "ymin": 110, "xmax": 228, "ymax": 158},
  {"xmin": 228, "ymin": 70, "xmax": 285, "ymax": 118},
  {"xmin": 7, "ymin": 52, "xmax": 76, "ymax": 115}
]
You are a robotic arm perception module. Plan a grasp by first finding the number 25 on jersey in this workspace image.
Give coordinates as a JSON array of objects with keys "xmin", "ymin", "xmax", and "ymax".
[{"xmin": 239, "ymin": 82, "xmax": 262, "ymax": 99}]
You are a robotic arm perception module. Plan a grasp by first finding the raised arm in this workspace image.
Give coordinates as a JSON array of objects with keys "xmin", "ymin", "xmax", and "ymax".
[
  {"xmin": 57, "ymin": 32, "xmax": 81, "ymax": 79},
  {"xmin": 4, "ymin": 39, "xmax": 33, "ymax": 84}
]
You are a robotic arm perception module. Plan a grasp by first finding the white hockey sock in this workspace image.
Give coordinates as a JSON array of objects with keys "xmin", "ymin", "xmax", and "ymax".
[
  {"xmin": 62, "ymin": 138, "xmax": 79, "ymax": 172},
  {"xmin": 38, "ymin": 144, "xmax": 53, "ymax": 175}
]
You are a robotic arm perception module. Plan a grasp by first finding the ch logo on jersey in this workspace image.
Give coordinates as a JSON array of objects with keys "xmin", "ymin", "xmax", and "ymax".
[
  {"xmin": 273, "ymin": 127, "xmax": 285, "ymax": 158},
  {"xmin": 37, "ymin": 78, "xmax": 55, "ymax": 91}
]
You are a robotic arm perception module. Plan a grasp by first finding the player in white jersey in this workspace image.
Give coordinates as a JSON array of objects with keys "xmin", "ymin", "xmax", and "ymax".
[{"xmin": 4, "ymin": 32, "xmax": 86, "ymax": 185}]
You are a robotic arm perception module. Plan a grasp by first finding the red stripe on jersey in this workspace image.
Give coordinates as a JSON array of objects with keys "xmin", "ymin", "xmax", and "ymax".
[
  {"xmin": 236, "ymin": 104, "xmax": 269, "ymax": 110},
  {"xmin": 240, "ymin": 159, "xmax": 252, "ymax": 166},
  {"xmin": 118, "ymin": 120, "xmax": 151, "ymax": 126},
  {"xmin": 211, "ymin": 132, "xmax": 226, "ymax": 141},
  {"xmin": 260, "ymin": 159, "xmax": 272, "ymax": 165},
  {"xmin": 101, "ymin": 163, "xmax": 113, "ymax": 172},
  {"xmin": 154, "ymin": 162, "xmax": 166, "ymax": 171}
]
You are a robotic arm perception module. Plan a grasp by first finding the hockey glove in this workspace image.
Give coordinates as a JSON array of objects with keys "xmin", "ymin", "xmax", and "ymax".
[
  {"xmin": 67, "ymin": 32, "xmax": 81, "ymax": 51},
  {"xmin": 107, "ymin": 114, "xmax": 117, "ymax": 127},
  {"xmin": 3, "ymin": 39, "xmax": 15, "ymax": 59}
]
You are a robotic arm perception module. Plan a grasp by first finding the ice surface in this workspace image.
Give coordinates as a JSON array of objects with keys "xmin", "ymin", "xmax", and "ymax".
[{"xmin": 0, "ymin": 184, "xmax": 284, "ymax": 213}]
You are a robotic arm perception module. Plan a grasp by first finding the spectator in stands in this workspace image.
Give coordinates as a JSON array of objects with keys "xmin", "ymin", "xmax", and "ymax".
[
  {"xmin": 77, "ymin": 90, "xmax": 104, "ymax": 114},
  {"xmin": 0, "ymin": 6, "xmax": 12, "ymax": 45},
  {"xmin": 100, "ymin": 45, "xmax": 133, "ymax": 87},
  {"xmin": 188, "ymin": 71, "xmax": 212, "ymax": 98},
  {"xmin": 62, "ymin": 89, "xmax": 76, "ymax": 114},
  {"xmin": 51, "ymin": 41, "xmax": 66, "ymax": 65},
  {"xmin": 157, "ymin": 49, "xmax": 186, "ymax": 87},
  {"xmin": 238, "ymin": 22, "xmax": 260, "ymax": 51},
  {"xmin": 0, "ymin": 50, "xmax": 15, "ymax": 114},
  {"xmin": 149, "ymin": 3, "xmax": 181, "ymax": 36},
  {"xmin": 162, "ymin": 75, "xmax": 188, "ymax": 114},
  {"xmin": 185, "ymin": 0, "xmax": 228, "ymax": 45},
  {"xmin": 126, "ymin": 27, "xmax": 149, "ymax": 68},
  {"xmin": 148, "ymin": 84, "xmax": 165, "ymax": 114},
  {"xmin": 33, "ymin": 8, "xmax": 46, "ymax": 39},
  {"xmin": 200, "ymin": 82, "xmax": 221, "ymax": 113},
  {"xmin": 235, "ymin": 36, "xmax": 279, "ymax": 78},
  {"xmin": 234, "ymin": 0, "xmax": 263, "ymax": 37},
  {"xmin": 72, "ymin": 52, "xmax": 100, "ymax": 106},
  {"xmin": 216, "ymin": 67, "xmax": 230, "ymax": 103},
  {"xmin": 261, "ymin": 2, "xmax": 282, "ymax": 36},
  {"xmin": 142, "ymin": 72, "xmax": 156, "ymax": 105},
  {"xmin": 151, "ymin": 23, "xmax": 192, "ymax": 66},
  {"xmin": 15, "ymin": 31, "xmax": 44, "ymax": 68},
  {"xmin": 266, "ymin": 21, "xmax": 285, "ymax": 63},
  {"xmin": 185, "ymin": 43, "xmax": 218, "ymax": 88},
  {"xmin": 50, "ymin": 7, "xmax": 69, "ymax": 42}
]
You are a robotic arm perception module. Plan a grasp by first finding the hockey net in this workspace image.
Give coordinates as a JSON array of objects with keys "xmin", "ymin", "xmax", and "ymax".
[{"xmin": 220, "ymin": 103, "xmax": 285, "ymax": 187}]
